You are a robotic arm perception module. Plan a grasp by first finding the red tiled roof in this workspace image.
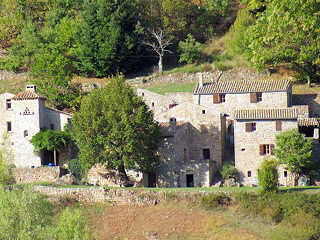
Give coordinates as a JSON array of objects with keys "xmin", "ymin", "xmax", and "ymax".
[
  {"xmin": 12, "ymin": 91, "xmax": 46, "ymax": 100},
  {"xmin": 194, "ymin": 80, "xmax": 291, "ymax": 94}
]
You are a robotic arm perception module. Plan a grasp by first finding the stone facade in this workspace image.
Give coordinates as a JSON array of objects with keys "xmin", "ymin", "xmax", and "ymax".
[
  {"xmin": 13, "ymin": 166, "xmax": 60, "ymax": 184},
  {"xmin": 0, "ymin": 85, "xmax": 72, "ymax": 168}
]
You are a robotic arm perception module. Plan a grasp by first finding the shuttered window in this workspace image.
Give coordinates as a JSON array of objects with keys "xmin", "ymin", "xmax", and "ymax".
[
  {"xmin": 245, "ymin": 123, "xmax": 256, "ymax": 132},
  {"xmin": 213, "ymin": 94, "xmax": 220, "ymax": 103},
  {"xmin": 276, "ymin": 120, "xmax": 282, "ymax": 131},
  {"xmin": 260, "ymin": 144, "xmax": 275, "ymax": 155},
  {"xmin": 250, "ymin": 93, "xmax": 257, "ymax": 103}
]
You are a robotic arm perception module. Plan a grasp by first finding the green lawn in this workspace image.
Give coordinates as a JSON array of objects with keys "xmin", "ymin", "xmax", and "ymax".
[{"xmin": 146, "ymin": 82, "xmax": 197, "ymax": 95}]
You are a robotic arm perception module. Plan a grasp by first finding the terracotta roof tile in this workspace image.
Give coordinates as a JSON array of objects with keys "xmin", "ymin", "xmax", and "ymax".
[
  {"xmin": 298, "ymin": 118, "xmax": 319, "ymax": 127},
  {"xmin": 194, "ymin": 80, "xmax": 291, "ymax": 94},
  {"xmin": 12, "ymin": 91, "xmax": 46, "ymax": 100},
  {"xmin": 159, "ymin": 121, "xmax": 186, "ymax": 136},
  {"xmin": 233, "ymin": 108, "xmax": 298, "ymax": 120}
]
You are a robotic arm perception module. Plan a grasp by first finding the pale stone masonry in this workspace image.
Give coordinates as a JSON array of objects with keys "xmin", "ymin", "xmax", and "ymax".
[
  {"xmin": 0, "ymin": 85, "xmax": 72, "ymax": 168},
  {"xmin": 139, "ymin": 76, "xmax": 320, "ymax": 187}
]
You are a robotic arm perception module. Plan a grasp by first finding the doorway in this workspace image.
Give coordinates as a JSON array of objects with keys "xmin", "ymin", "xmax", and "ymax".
[
  {"xmin": 148, "ymin": 172, "xmax": 157, "ymax": 187},
  {"xmin": 186, "ymin": 174, "xmax": 194, "ymax": 187}
]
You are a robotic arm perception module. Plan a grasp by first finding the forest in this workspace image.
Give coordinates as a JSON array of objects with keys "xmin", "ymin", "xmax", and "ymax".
[{"xmin": 0, "ymin": 0, "xmax": 319, "ymax": 110}]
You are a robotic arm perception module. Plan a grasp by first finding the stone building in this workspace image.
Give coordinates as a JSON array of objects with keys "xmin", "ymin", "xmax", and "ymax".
[
  {"xmin": 0, "ymin": 85, "xmax": 72, "ymax": 168},
  {"xmin": 138, "ymin": 76, "xmax": 319, "ymax": 187}
]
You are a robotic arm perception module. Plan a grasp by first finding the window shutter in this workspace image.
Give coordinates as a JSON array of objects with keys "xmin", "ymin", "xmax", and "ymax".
[
  {"xmin": 245, "ymin": 123, "xmax": 252, "ymax": 132},
  {"xmin": 259, "ymin": 144, "xmax": 264, "ymax": 155},
  {"xmin": 276, "ymin": 120, "xmax": 282, "ymax": 131},
  {"xmin": 270, "ymin": 144, "xmax": 275, "ymax": 155},
  {"xmin": 213, "ymin": 94, "xmax": 220, "ymax": 103},
  {"xmin": 250, "ymin": 93, "xmax": 257, "ymax": 103}
]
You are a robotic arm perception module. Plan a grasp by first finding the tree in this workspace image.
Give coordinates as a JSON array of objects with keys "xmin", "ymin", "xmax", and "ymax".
[
  {"xmin": 31, "ymin": 129, "xmax": 71, "ymax": 166},
  {"xmin": 178, "ymin": 34, "xmax": 203, "ymax": 64},
  {"xmin": 245, "ymin": 0, "xmax": 320, "ymax": 86},
  {"xmin": 258, "ymin": 159, "xmax": 279, "ymax": 193},
  {"xmin": 275, "ymin": 129, "xmax": 312, "ymax": 177},
  {"xmin": 71, "ymin": 75, "xmax": 161, "ymax": 181},
  {"xmin": 141, "ymin": 28, "xmax": 173, "ymax": 74},
  {"xmin": 75, "ymin": 0, "xmax": 142, "ymax": 77}
]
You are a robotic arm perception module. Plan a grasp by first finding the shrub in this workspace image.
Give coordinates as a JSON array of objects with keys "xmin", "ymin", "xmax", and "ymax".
[
  {"xmin": 178, "ymin": 34, "xmax": 204, "ymax": 64},
  {"xmin": 68, "ymin": 158, "xmax": 84, "ymax": 183},
  {"xmin": 0, "ymin": 149, "xmax": 15, "ymax": 185},
  {"xmin": 220, "ymin": 162, "xmax": 239, "ymax": 181},
  {"xmin": 258, "ymin": 159, "xmax": 279, "ymax": 193},
  {"xmin": 200, "ymin": 193, "xmax": 232, "ymax": 210}
]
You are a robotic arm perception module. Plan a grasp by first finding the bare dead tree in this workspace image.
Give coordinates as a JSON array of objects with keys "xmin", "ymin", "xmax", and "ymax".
[{"xmin": 141, "ymin": 28, "xmax": 173, "ymax": 74}]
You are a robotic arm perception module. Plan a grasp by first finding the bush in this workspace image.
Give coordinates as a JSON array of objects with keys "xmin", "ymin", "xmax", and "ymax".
[
  {"xmin": 200, "ymin": 193, "xmax": 232, "ymax": 210},
  {"xmin": 258, "ymin": 159, "xmax": 279, "ymax": 193},
  {"xmin": 0, "ymin": 150, "xmax": 15, "ymax": 185},
  {"xmin": 68, "ymin": 158, "xmax": 84, "ymax": 183},
  {"xmin": 178, "ymin": 34, "xmax": 204, "ymax": 64},
  {"xmin": 220, "ymin": 162, "xmax": 239, "ymax": 181}
]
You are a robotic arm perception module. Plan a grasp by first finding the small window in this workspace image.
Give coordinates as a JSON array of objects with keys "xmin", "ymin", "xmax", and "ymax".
[
  {"xmin": 245, "ymin": 122, "xmax": 256, "ymax": 132},
  {"xmin": 203, "ymin": 148, "xmax": 210, "ymax": 159},
  {"xmin": 50, "ymin": 124, "xmax": 54, "ymax": 130},
  {"xmin": 220, "ymin": 94, "xmax": 226, "ymax": 103},
  {"xmin": 184, "ymin": 148, "xmax": 187, "ymax": 161},
  {"xmin": 142, "ymin": 92, "xmax": 144, "ymax": 96},
  {"xmin": 152, "ymin": 102, "xmax": 155, "ymax": 107},
  {"xmin": 260, "ymin": 144, "xmax": 275, "ymax": 155},
  {"xmin": 276, "ymin": 120, "xmax": 282, "ymax": 131},
  {"xmin": 257, "ymin": 92, "xmax": 262, "ymax": 102},
  {"xmin": 247, "ymin": 171, "xmax": 252, "ymax": 177},
  {"xmin": 284, "ymin": 171, "xmax": 288, "ymax": 177},
  {"xmin": 6, "ymin": 99, "xmax": 11, "ymax": 109},
  {"xmin": 202, "ymin": 110, "xmax": 206, "ymax": 114},
  {"xmin": 24, "ymin": 130, "xmax": 28, "ymax": 137},
  {"xmin": 7, "ymin": 122, "xmax": 12, "ymax": 132}
]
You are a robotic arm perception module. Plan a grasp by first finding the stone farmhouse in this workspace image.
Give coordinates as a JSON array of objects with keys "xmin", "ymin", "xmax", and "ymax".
[
  {"xmin": 138, "ymin": 74, "xmax": 320, "ymax": 187},
  {"xmin": 0, "ymin": 85, "xmax": 72, "ymax": 168}
]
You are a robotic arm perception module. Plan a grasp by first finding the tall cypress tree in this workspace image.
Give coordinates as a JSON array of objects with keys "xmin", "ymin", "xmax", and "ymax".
[{"xmin": 75, "ymin": 0, "xmax": 142, "ymax": 77}]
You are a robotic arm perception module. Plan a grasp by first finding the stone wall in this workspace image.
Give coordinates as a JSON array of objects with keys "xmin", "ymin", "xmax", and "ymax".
[
  {"xmin": 32, "ymin": 186, "xmax": 232, "ymax": 204},
  {"xmin": 13, "ymin": 166, "xmax": 60, "ymax": 184}
]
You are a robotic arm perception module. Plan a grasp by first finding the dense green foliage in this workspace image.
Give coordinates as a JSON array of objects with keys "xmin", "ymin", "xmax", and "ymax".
[
  {"xmin": 72, "ymin": 76, "xmax": 161, "ymax": 177},
  {"xmin": 275, "ymin": 129, "xmax": 312, "ymax": 176},
  {"xmin": 219, "ymin": 162, "xmax": 239, "ymax": 181},
  {"xmin": 31, "ymin": 129, "xmax": 71, "ymax": 152},
  {"xmin": 178, "ymin": 34, "xmax": 204, "ymax": 64},
  {"xmin": 0, "ymin": 150, "xmax": 14, "ymax": 185},
  {"xmin": 200, "ymin": 193, "xmax": 231, "ymax": 209},
  {"xmin": 258, "ymin": 159, "xmax": 279, "ymax": 193},
  {"xmin": 68, "ymin": 158, "xmax": 84, "ymax": 183},
  {"xmin": 0, "ymin": 187, "xmax": 92, "ymax": 239}
]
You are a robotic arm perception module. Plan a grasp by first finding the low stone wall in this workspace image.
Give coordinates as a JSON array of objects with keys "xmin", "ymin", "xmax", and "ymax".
[
  {"xmin": 32, "ymin": 186, "xmax": 232, "ymax": 204},
  {"xmin": 13, "ymin": 166, "xmax": 60, "ymax": 184}
]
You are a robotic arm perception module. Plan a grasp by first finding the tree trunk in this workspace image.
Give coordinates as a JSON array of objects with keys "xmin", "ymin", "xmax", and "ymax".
[
  {"xmin": 158, "ymin": 55, "xmax": 163, "ymax": 74},
  {"xmin": 53, "ymin": 148, "xmax": 57, "ymax": 166},
  {"xmin": 118, "ymin": 164, "xmax": 129, "ymax": 182},
  {"xmin": 307, "ymin": 76, "xmax": 311, "ymax": 88}
]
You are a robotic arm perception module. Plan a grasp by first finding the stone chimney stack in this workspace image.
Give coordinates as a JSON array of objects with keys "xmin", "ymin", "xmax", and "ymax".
[
  {"xmin": 169, "ymin": 117, "xmax": 176, "ymax": 127},
  {"xmin": 198, "ymin": 72, "xmax": 203, "ymax": 88},
  {"xmin": 25, "ymin": 85, "xmax": 37, "ymax": 93}
]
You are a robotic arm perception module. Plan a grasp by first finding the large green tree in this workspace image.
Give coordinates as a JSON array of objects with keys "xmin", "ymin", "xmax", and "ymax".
[
  {"xmin": 72, "ymin": 76, "xmax": 161, "ymax": 181},
  {"xmin": 245, "ymin": 0, "xmax": 320, "ymax": 85},
  {"xmin": 275, "ymin": 129, "xmax": 312, "ymax": 177},
  {"xmin": 75, "ymin": 0, "xmax": 142, "ymax": 77}
]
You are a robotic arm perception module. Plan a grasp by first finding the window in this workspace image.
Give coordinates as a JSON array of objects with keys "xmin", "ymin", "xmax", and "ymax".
[
  {"xmin": 24, "ymin": 130, "xmax": 28, "ymax": 137},
  {"xmin": 50, "ymin": 124, "xmax": 54, "ymax": 130},
  {"xmin": 220, "ymin": 94, "xmax": 226, "ymax": 103},
  {"xmin": 245, "ymin": 122, "xmax": 256, "ymax": 132},
  {"xmin": 184, "ymin": 148, "xmax": 187, "ymax": 161},
  {"xmin": 151, "ymin": 102, "xmax": 155, "ymax": 107},
  {"xmin": 257, "ymin": 92, "xmax": 262, "ymax": 102},
  {"xmin": 202, "ymin": 110, "xmax": 206, "ymax": 114},
  {"xmin": 203, "ymin": 148, "xmax": 210, "ymax": 159},
  {"xmin": 213, "ymin": 94, "xmax": 226, "ymax": 103},
  {"xmin": 6, "ymin": 99, "xmax": 11, "ymax": 109},
  {"xmin": 7, "ymin": 122, "xmax": 12, "ymax": 132},
  {"xmin": 260, "ymin": 144, "xmax": 275, "ymax": 155},
  {"xmin": 276, "ymin": 120, "xmax": 282, "ymax": 131},
  {"xmin": 284, "ymin": 171, "xmax": 288, "ymax": 177},
  {"xmin": 250, "ymin": 92, "xmax": 262, "ymax": 103},
  {"xmin": 247, "ymin": 171, "xmax": 252, "ymax": 177},
  {"xmin": 142, "ymin": 92, "xmax": 144, "ymax": 96}
]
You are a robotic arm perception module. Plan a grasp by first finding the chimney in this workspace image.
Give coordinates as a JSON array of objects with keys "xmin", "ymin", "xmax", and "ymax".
[
  {"xmin": 25, "ymin": 85, "xmax": 36, "ymax": 93},
  {"xmin": 169, "ymin": 117, "xmax": 176, "ymax": 127},
  {"xmin": 198, "ymin": 72, "xmax": 203, "ymax": 88}
]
